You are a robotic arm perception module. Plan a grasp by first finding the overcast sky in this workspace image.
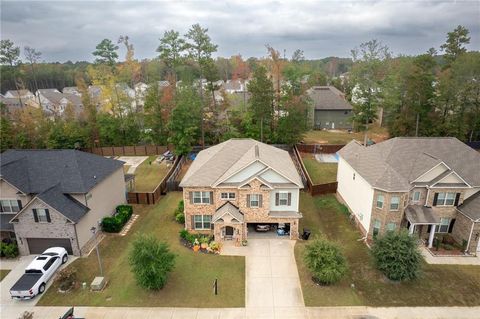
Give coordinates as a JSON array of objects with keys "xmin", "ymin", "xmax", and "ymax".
[{"xmin": 1, "ymin": 0, "xmax": 479, "ymax": 62}]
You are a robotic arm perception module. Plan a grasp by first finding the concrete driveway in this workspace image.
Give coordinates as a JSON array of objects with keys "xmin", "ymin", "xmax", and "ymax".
[{"xmin": 0, "ymin": 254, "xmax": 76, "ymax": 308}]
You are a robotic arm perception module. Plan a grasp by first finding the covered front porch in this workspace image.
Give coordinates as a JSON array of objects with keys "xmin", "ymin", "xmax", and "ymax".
[
  {"xmin": 405, "ymin": 205, "xmax": 440, "ymax": 248},
  {"xmin": 212, "ymin": 202, "xmax": 245, "ymax": 245}
]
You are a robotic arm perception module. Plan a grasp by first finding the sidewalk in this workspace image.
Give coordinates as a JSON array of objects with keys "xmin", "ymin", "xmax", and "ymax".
[
  {"xmin": 2, "ymin": 306, "xmax": 480, "ymax": 319},
  {"xmin": 421, "ymin": 247, "xmax": 480, "ymax": 265}
]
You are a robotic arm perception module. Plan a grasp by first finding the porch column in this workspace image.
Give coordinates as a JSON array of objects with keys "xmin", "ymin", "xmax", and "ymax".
[
  {"xmin": 409, "ymin": 223, "xmax": 415, "ymax": 235},
  {"xmin": 428, "ymin": 225, "xmax": 436, "ymax": 248}
]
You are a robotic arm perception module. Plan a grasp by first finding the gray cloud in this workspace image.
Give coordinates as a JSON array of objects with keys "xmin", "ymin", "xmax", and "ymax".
[{"xmin": 1, "ymin": 0, "xmax": 479, "ymax": 62}]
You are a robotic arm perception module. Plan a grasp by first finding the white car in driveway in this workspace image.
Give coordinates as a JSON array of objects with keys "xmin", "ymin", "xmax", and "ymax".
[{"xmin": 10, "ymin": 247, "xmax": 68, "ymax": 300}]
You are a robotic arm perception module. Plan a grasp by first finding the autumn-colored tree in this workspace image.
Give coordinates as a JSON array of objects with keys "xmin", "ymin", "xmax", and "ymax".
[
  {"xmin": 1, "ymin": 40, "xmax": 23, "ymax": 105},
  {"xmin": 24, "ymin": 46, "xmax": 42, "ymax": 107}
]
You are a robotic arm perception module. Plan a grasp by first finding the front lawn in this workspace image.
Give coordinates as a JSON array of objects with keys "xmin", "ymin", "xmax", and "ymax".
[
  {"xmin": 296, "ymin": 192, "xmax": 480, "ymax": 306},
  {"xmin": 39, "ymin": 192, "xmax": 245, "ymax": 307},
  {"xmin": 0, "ymin": 269, "xmax": 11, "ymax": 281},
  {"xmin": 301, "ymin": 155, "xmax": 337, "ymax": 184},
  {"xmin": 133, "ymin": 155, "xmax": 169, "ymax": 192},
  {"xmin": 303, "ymin": 126, "xmax": 388, "ymax": 145}
]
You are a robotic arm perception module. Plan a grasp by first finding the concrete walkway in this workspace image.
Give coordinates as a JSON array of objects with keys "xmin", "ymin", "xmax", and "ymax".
[
  {"xmin": 421, "ymin": 247, "xmax": 480, "ymax": 265},
  {"xmin": 116, "ymin": 156, "xmax": 149, "ymax": 174},
  {"xmin": 2, "ymin": 306, "xmax": 480, "ymax": 319}
]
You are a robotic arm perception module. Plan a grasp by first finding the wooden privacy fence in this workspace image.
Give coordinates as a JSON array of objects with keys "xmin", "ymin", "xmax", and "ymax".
[
  {"xmin": 296, "ymin": 143, "xmax": 345, "ymax": 154},
  {"xmin": 166, "ymin": 156, "xmax": 187, "ymax": 192},
  {"xmin": 82, "ymin": 145, "xmax": 169, "ymax": 157},
  {"xmin": 293, "ymin": 145, "xmax": 338, "ymax": 196},
  {"xmin": 127, "ymin": 155, "xmax": 182, "ymax": 205}
]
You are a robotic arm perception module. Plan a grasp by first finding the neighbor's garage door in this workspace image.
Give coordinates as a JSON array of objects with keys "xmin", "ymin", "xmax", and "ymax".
[{"xmin": 27, "ymin": 238, "xmax": 73, "ymax": 255}]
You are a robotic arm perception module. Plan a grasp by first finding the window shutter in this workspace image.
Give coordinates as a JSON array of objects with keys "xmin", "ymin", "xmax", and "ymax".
[
  {"xmin": 189, "ymin": 192, "xmax": 193, "ymax": 204},
  {"xmin": 287, "ymin": 193, "xmax": 292, "ymax": 206},
  {"xmin": 33, "ymin": 209, "xmax": 39, "ymax": 222},
  {"xmin": 275, "ymin": 193, "xmax": 279, "ymax": 206},
  {"xmin": 247, "ymin": 195, "xmax": 251, "ymax": 207},
  {"xmin": 448, "ymin": 219, "xmax": 456, "ymax": 233},
  {"xmin": 259, "ymin": 195, "xmax": 263, "ymax": 207},
  {"xmin": 210, "ymin": 192, "xmax": 214, "ymax": 205},
  {"xmin": 432, "ymin": 193, "xmax": 438, "ymax": 206},
  {"xmin": 427, "ymin": 225, "xmax": 432, "ymax": 233},
  {"xmin": 191, "ymin": 215, "xmax": 195, "ymax": 229},
  {"xmin": 211, "ymin": 222, "xmax": 214, "ymax": 230},
  {"xmin": 17, "ymin": 200, "xmax": 22, "ymax": 210},
  {"xmin": 45, "ymin": 209, "xmax": 51, "ymax": 222},
  {"xmin": 454, "ymin": 193, "xmax": 461, "ymax": 206},
  {"xmin": 0, "ymin": 204, "xmax": 3, "ymax": 213}
]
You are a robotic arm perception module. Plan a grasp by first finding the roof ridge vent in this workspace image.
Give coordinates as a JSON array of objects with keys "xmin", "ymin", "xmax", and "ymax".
[{"xmin": 255, "ymin": 145, "xmax": 259, "ymax": 159}]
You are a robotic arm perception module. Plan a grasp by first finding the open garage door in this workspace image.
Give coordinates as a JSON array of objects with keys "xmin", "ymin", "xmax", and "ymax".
[{"xmin": 27, "ymin": 238, "xmax": 73, "ymax": 255}]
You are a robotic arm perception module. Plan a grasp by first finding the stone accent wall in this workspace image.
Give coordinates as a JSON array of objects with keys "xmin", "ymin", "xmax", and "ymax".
[
  {"xmin": 368, "ymin": 190, "xmax": 408, "ymax": 239},
  {"xmin": 12, "ymin": 198, "xmax": 80, "ymax": 256}
]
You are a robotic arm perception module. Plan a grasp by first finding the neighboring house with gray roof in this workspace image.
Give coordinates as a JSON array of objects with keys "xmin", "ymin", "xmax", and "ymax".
[
  {"xmin": 337, "ymin": 137, "xmax": 480, "ymax": 255},
  {"xmin": 4, "ymin": 89, "xmax": 35, "ymax": 100},
  {"xmin": 308, "ymin": 86, "xmax": 353, "ymax": 130},
  {"xmin": 180, "ymin": 139, "xmax": 304, "ymax": 242},
  {"xmin": 0, "ymin": 149, "xmax": 126, "ymax": 256},
  {"xmin": 36, "ymin": 89, "xmax": 84, "ymax": 117}
]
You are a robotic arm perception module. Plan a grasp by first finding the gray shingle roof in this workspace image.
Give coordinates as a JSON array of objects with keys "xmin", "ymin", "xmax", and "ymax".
[
  {"xmin": 0, "ymin": 149, "xmax": 124, "ymax": 194},
  {"xmin": 180, "ymin": 139, "xmax": 303, "ymax": 187},
  {"xmin": 213, "ymin": 202, "xmax": 244, "ymax": 222},
  {"xmin": 37, "ymin": 184, "xmax": 89, "ymax": 222},
  {"xmin": 338, "ymin": 137, "xmax": 480, "ymax": 191},
  {"xmin": 458, "ymin": 192, "xmax": 480, "ymax": 221},
  {"xmin": 308, "ymin": 86, "xmax": 352, "ymax": 110}
]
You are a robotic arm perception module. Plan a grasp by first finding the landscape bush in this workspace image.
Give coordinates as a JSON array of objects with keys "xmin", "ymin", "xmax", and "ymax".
[
  {"xmin": 101, "ymin": 205, "xmax": 133, "ymax": 232},
  {"xmin": 303, "ymin": 237, "xmax": 347, "ymax": 285},
  {"xmin": 371, "ymin": 230, "xmax": 422, "ymax": 281},
  {"xmin": 173, "ymin": 200, "xmax": 185, "ymax": 224},
  {"xmin": 1, "ymin": 241, "xmax": 19, "ymax": 258},
  {"xmin": 129, "ymin": 234, "xmax": 176, "ymax": 290}
]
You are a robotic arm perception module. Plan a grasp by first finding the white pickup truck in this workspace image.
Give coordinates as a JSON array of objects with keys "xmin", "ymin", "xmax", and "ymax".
[{"xmin": 10, "ymin": 247, "xmax": 68, "ymax": 300}]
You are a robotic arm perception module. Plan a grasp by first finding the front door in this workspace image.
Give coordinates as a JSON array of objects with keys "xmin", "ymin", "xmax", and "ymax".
[{"xmin": 225, "ymin": 226, "xmax": 234, "ymax": 236}]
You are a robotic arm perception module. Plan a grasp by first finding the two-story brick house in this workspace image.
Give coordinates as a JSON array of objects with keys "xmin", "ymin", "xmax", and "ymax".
[
  {"xmin": 179, "ymin": 139, "xmax": 304, "ymax": 242},
  {"xmin": 337, "ymin": 137, "xmax": 480, "ymax": 255},
  {"xmin": 0, "ymin": 149, "xmax": 126, "ymax": 256}
]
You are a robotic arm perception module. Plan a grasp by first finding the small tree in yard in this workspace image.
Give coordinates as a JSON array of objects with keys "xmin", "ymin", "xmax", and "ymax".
[
  {"xmin": 371, "ymin": 230, "xmax": 422, "ymax": 281},
  {"xmin": 129, "ymin": 235, "xmax": 176, "ymax": 290},
  {"xmin": 303, "ymin": 237, "xmax": 348, "ymax": 285}
]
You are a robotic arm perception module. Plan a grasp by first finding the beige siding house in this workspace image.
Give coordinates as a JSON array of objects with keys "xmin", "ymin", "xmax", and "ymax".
[
  {"xmin": 0, "ymin": 150, "xmax": 126, "ymax": 256},
  {"xmin": 337, "ymin": 137, "xmax": 480, "ymax": 255},
  {"xmin": 180, "ymin": 139, "xmax": 304, "ymax": 243}
]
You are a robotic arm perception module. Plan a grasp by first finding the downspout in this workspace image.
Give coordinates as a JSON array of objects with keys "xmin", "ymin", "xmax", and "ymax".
[{"xmin": 73, "ymin": 223, "xmax": 82, "ymax": 257}]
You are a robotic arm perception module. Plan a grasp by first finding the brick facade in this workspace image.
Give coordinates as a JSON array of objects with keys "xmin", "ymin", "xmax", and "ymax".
[
  {"xmin": 183, "ymin": 179, "xmax": 300, "ymax": 241},
  {"xmin": 369, "ymin": 190, "xmax": 407, "ymax": 239}
]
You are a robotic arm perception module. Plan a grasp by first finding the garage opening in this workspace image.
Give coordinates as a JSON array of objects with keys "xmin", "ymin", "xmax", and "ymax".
[
  {"xmin": 247, "ymin": 223, "xmax": 291, "ymax": 239},
  {"xmin": 27, "ymin": 238, "xmax": 73, "ymax": 255}
]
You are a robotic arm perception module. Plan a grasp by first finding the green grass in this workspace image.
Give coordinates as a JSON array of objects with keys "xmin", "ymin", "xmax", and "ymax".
[
  {"xmin": 296, "ymin": 192, "xmax": 480, "ymax": 307},
  {"xmin": 133, "ymin": 156, "xmax": 169, "ymax": 192},
  {"xmin": 39, "ymin": 192, "xmax": 245, "ymax": 307},
  {"xmin": 301, "ymin": 156, "xmax": 338, "ymax": 184},
  {"xmin": 0, "ymin": 269, "xmax": 11, "ymax": 281},
  {"xmin": 303, "ymin": 126, "xmax": 389, "ymax": 145}
]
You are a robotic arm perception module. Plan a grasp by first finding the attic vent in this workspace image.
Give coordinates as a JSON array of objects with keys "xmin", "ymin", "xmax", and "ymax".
[{"xmin": 255, "ymin": 145, "xmax": 259, "ymax": 159}]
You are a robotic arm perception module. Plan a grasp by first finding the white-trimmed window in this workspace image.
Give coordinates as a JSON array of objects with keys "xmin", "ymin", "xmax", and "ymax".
[
  {"xmin": 413, "ymin": 191, "xmax": 420, "ymax": 203},
  {"xmin": 36, "ymin": 209, "xmax": 49, "ymax": 223},
  {"xmin": 436, "ymin": 192, "xmax": 455, "ymax": 206},
  {"xmin": 250, "ymin": 194, "xmax": 260, "ymax": 207},
  {"xmin": 0, "ymin": 199, "xmax": 20, "ymax": 213},
  {"xmin": 279, "ymin": 192, "xmax": 289, "ymax": 206},
  {"xmin": 386, "ymin": 222, "xmax": 396, "ymax": 231},
  {"xmin": 194, "ymin": 215, "xmax": 212, "ymax": 230},
  {"xmin": 438, "ymin": 218, "xmax": 450, "ymax": 233},
  {"xmin": 376, "ymin": 194, "xmax": 384, "ymax": 209},
  {"xmin": 373, "ymin": 219, "xmax": 381, "ymax": 237},
  {"xmin": 221, "ymin": 192, "xmax": 235, "ymax": 200},
  {"xmin": 192, "ymin": 191, "xmax": 211, "ymax": 204},
  {"xmin": 390, "ymin": 196, "xmax": 400, "ymax": 211}
]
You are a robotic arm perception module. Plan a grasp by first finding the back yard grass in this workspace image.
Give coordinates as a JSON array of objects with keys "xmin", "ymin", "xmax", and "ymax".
[
  {"xmin": 303, "ymin": 125, "xmax": 389, "ymax": 145},
  {"xmin": 296, "ymin": 192, "xmax": 480, "ymax": 307},
  {"xmin": 38, "ymin": 192, "xmax": 245, "ymax": 307},
  {"xmin": 301, "ymin": 154, "xmax": 337, "ymax": 184},
  {"xmin": 133, "ymin": 155, "xmax": 170, "ymax": 192}
]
